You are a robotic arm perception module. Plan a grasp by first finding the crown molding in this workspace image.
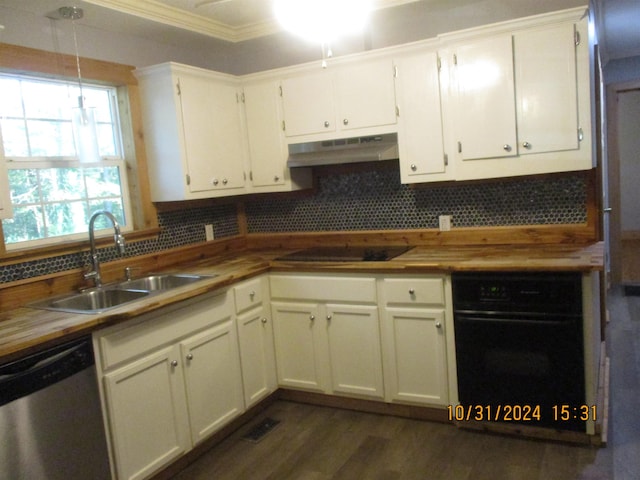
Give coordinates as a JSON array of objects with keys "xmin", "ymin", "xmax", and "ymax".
[{"xmin": 83, "ymin": 0, "xmax": 281, "ymax": 42}]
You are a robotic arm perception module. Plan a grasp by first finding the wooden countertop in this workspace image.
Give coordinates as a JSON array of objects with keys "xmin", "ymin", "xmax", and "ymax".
[{"xmin": 0, "ymin": 242, "xmax": 603, "ymax": 364}]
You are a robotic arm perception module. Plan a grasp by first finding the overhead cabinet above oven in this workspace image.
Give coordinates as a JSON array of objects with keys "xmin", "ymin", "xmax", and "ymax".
[{"xmin": 441, "ymin": 14, "xmax": 593, "ymax": 180}]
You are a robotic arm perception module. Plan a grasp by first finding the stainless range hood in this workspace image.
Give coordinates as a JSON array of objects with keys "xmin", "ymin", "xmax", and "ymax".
[{"xmin": 286, "ymin": 133, "xmax": 399, "ymax": 167}]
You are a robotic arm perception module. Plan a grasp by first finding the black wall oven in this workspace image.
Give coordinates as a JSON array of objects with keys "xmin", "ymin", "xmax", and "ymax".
[{"xmin": 452, "ymin": 271, "xmax": 585, "ymax": 431}]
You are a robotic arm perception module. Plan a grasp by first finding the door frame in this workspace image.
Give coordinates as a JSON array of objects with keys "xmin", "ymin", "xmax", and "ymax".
[{"xmin": 605, "ymin": 79, "xmax": 640, "ymax": 285}]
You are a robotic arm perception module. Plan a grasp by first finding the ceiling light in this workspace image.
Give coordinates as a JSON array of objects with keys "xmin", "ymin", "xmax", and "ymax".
[
  {"xmin": 274, "ymin": 0, "xmax": 372, "ymax": 44},
  {"xmin": 59, "ymin": 6, "xmax": 101, "ymax": 164}
]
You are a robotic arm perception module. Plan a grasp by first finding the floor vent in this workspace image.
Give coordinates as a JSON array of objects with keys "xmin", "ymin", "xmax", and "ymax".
[{"xmin": 242, "ymin": 417, "xmax": 280, "ymax": 443}]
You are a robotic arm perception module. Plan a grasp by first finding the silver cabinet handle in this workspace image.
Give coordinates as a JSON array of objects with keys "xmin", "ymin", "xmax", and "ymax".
[
  {"xmin": 186, "ymin": 353, "xmax": 193, "ymax": 360},
  {"xmin": 261, "ymin": 317, "xmax": 268, "ymax": 324},
  {"xmin": 326, "ymin": 314, "xmax": 332, "ymax": 321},
  {"xmin": 409, "ymin": 288, "xmax": 415, "ymax": 295},
  {"xmin": 410, "ymin": 164, "xmax": 417, "ymax": 171},
  {"xmin": 522, "ymin": 141, "xmax": 531, "ymax": 149},
  {"xmin": 249, "ymin": 291, "xmax": 255, "ymax": 298},
  {"xmin": 310, "ymin": 315, "xmax": 315, "ymax": 321},
  {"xmin": 222, "ymin": 178, "xmax": 228, "ymax": 185},
  {"xmin": 435, "ymin": 322, "xmax": 442, "ymax": 329},
  {"xmin": 343, "ymin": 118, "xmax": 349, "ymax": 125},
  {"xmin": 324, "ymin": 121, "xmax": 330, "ymax": 128},
  {"xmin": 503, "ymin": 144, "xmax": 512, "ymax": 152},
  {"xmin": 212, "ymin": 178, "xmax": 219, "ymax": 186},
  {"xmin": 171, "ymin": 360, "xmax": 178, "ymax": 367},
  {"xmin": 274, "ymin": 175, "xmax": 280, "ymax": 182}
]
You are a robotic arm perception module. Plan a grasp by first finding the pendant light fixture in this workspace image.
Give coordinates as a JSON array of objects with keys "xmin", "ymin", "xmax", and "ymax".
[{"xmin": 59, "ymin": 6, "xmax": 101, "ymax": 164}]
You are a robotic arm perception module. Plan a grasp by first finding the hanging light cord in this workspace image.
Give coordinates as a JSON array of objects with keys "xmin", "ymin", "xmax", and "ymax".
[{"xmin": 70, "ymin": 18, "xmax": 85, "ymax": 107}]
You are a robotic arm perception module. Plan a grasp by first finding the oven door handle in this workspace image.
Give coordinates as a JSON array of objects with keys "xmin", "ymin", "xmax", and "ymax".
[{"xmin": 454, "ymin": 315, "xmax": 577, "ymax": 327}]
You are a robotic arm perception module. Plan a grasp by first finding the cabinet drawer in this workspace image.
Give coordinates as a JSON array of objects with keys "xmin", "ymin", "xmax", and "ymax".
[
  {"xmin": 234, "ymin": 276, "xmax": 266, "ymax": 314},
  {"xmin": 382, "ymin": 277, "xmax": 445, "ymax": 306},
  {"xmin": 96, "ymin": 292, "xmax": 232, "ymax": 371},
  {"xmin": 270, "ymin": 274, "xmax": 377, "ymax": 303}
]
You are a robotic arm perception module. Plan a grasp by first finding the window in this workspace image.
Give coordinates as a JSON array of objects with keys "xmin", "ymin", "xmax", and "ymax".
[{"xmin": 0, "ymin": 73, "xmax": 132, "ymax": 249}]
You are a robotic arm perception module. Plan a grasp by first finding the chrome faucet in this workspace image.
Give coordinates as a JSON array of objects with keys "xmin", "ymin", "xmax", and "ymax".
[{"xmin": 84, "ymin": 211, "xmax": 126, "ymax": 288}]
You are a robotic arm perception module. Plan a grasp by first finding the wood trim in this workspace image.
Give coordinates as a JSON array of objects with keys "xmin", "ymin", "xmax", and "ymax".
[
  {"xmin": 0, "ymin": 42, "xmax": 137, "ymax": 85},
  {"xmin": 246, "ymin": 223, "xmax": 597, "ymax": 250},
  {"xmin": 0, "ymin": 227, "xmax": 162, "ymax": 266}
]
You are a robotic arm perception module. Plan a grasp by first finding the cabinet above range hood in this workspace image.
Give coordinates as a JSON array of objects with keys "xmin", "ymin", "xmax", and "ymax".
[{"xmin": 286, "ymin": 133, "xmax": 399, "ymax": 167}]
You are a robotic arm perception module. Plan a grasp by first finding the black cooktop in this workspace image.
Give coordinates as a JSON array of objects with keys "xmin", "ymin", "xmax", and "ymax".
[{"xmin": 275, "ymin": 246, "xmax": 412, "ymax": 262}]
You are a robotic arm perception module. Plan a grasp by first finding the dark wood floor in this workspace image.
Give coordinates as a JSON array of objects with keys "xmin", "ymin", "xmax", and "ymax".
[{"xmin": 172, "ymin": 287, "xmax": 640, "ymax": 480}]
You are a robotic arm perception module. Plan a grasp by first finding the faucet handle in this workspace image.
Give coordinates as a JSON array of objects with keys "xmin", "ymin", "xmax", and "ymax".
[
  {"xmin": 115, "ymin": 233, "xmax": 126, "ymax": 255},
  {"xmin": 124, "ymin": 266, "xmax": 141, "ymax": 281}
]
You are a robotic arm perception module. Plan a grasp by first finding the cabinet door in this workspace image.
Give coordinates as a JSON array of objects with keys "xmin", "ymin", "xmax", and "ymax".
[
  {"xmin": 104, "ymin": 345, "xmax": 190, "ymax": 480},
  {"xmin": 334, "ymin": 58, "xmax": 397, "ymax": 131},
  {"xmin": 243, "ymin": 81, "xmax": 287, "ymax": 188},
  {"xmin": 514, "ymin": 23, "xmax": 579, "ymax": 155},
  {"xmin": 382, "ymin": 307, "xmax": 449, "ymax": 405},
  {"xmin": 454, "ymin": 35, "xmax": 517, "ymax": 160},
  {"xmin": 181, "ymin": 319, "xmax": 244, "ymax": 445},
  {"xmin": 271, "ymin": 301, "xmax": 328, "ymax": 392},
  {"xmin": 237, "ymin": 305, "xmax": 277, "ymax": 408},
  {"xmin": 395, "ymin": 51, "xmax": 448, "ymax": 183},
  {"xmin": 178, "ymin": 73, "xmax": 246, "ymax": 193},
  {"xmin": 281, "ymin": 70, "xmax": 335, "ymax": 137},
  {"xmin": 326, "ymin": 303, "xmax": 384, "ymax": 399}
]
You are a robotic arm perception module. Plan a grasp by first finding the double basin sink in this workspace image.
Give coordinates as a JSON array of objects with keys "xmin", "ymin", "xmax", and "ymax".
[{"xmin": 29, "ymin": 274, "xmax": 216, "ymax": 314}]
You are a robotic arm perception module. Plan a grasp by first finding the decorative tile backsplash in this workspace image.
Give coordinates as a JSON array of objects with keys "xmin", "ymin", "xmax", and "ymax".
[
  {"xmin": 246, "ymin": 168, "xmax": 587, "ymax": 232},
  {"xmin": 0, "ymin": 167, "xmax": 587, "ymax": 284},
  {"xmin": 0, "ymin": 204, "xmax": 239, "ymax": 284}
]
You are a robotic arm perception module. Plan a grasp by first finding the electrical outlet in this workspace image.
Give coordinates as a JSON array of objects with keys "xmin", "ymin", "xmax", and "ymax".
[
  {"xmin": 205, "ymin": 224, "xmax": 214, "ymax": 241},
  {"xmin": 438, "ymin": 215, "xmax": 452, "ymax": 232}
]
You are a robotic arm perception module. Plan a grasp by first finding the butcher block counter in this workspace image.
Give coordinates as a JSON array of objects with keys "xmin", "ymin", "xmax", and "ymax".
[{"xmin": 0, "ymin": 242, "xmax": 604, "ymax": 365}]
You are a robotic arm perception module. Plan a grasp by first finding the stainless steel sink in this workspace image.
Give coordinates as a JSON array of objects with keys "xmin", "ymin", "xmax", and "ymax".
[
  {"xmin": 29, "ymin": 288, "xmax": 149, "ymax": 314},
  {"xmin": 28, "ymin": 274, "xmax": 215, "ymax": 314},
  {"xmin": 116, "ymin": 274, "xmax": 215, "ymax": 292}
]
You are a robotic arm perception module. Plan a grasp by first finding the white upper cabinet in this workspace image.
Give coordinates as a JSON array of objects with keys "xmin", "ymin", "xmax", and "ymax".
[
  {"xmin": 451, "ymin": 34, "xmax": 518, "ymax": 161},
  {"xmin": 135, "ymin": 63, "xmax": 247, "ymax": 201},
  {"xmin": 394, "ymin": 49, "xmax": 451, "ymax": 183},
  {"xmin": 334, "ymin": 59, "xmax": 398, "ymax": 132},
  {"xmin": 281, "ymin": 69, "xmax": 335, "ymax": 137},
  {"xmin": 446, "ymin": 12, "xmax": 592, "ymax": 180},
  {"xmin": 280, "ymin": 58, "xmax": 398, "ymax": 140},
  {"xmin": 514, "ymin": 22, "xmax": 579, "ymax": 156},
  {"xmin": 242, "ymin": 79, "xmax": 312, "ymax": 193}
]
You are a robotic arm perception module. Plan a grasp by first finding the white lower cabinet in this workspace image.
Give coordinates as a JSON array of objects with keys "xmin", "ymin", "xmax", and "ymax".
[
  {"xmin": 379, "ymin": 275, "xmax": 456, "ymax": 406},
  {"xmin": 270, "ymin": 274, "xmax": 384, "ymax": 400},
  {"xmin": 234, "ymin": 275, "xmax": 277, "ymax": 408},
  {"xmin": 94, "ymin": 292, "xmax": 244, "ymax": 480}
]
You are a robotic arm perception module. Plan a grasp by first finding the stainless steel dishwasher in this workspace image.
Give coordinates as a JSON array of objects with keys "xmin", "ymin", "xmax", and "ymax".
[{"xmin": 0, "ymin": 335, "xmax": 111, "ymax": 480}]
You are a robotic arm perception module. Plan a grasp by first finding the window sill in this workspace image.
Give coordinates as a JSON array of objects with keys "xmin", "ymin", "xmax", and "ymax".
[{"xmin": 0, "ymin": 227, "xmax": 162, "ymax": 266}]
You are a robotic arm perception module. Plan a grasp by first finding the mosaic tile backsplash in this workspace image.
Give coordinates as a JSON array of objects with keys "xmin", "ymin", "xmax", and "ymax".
[
  {"xmin": 0, "ymin": 204, "xmax": 239, "ymax": 283},
  {"xmin": 1, "ymin": 167, "xmax": 587, "ymax": 284},
  {"xmin": 246, "ymin": 168, "xmax": 587, "ymax": 232}
]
